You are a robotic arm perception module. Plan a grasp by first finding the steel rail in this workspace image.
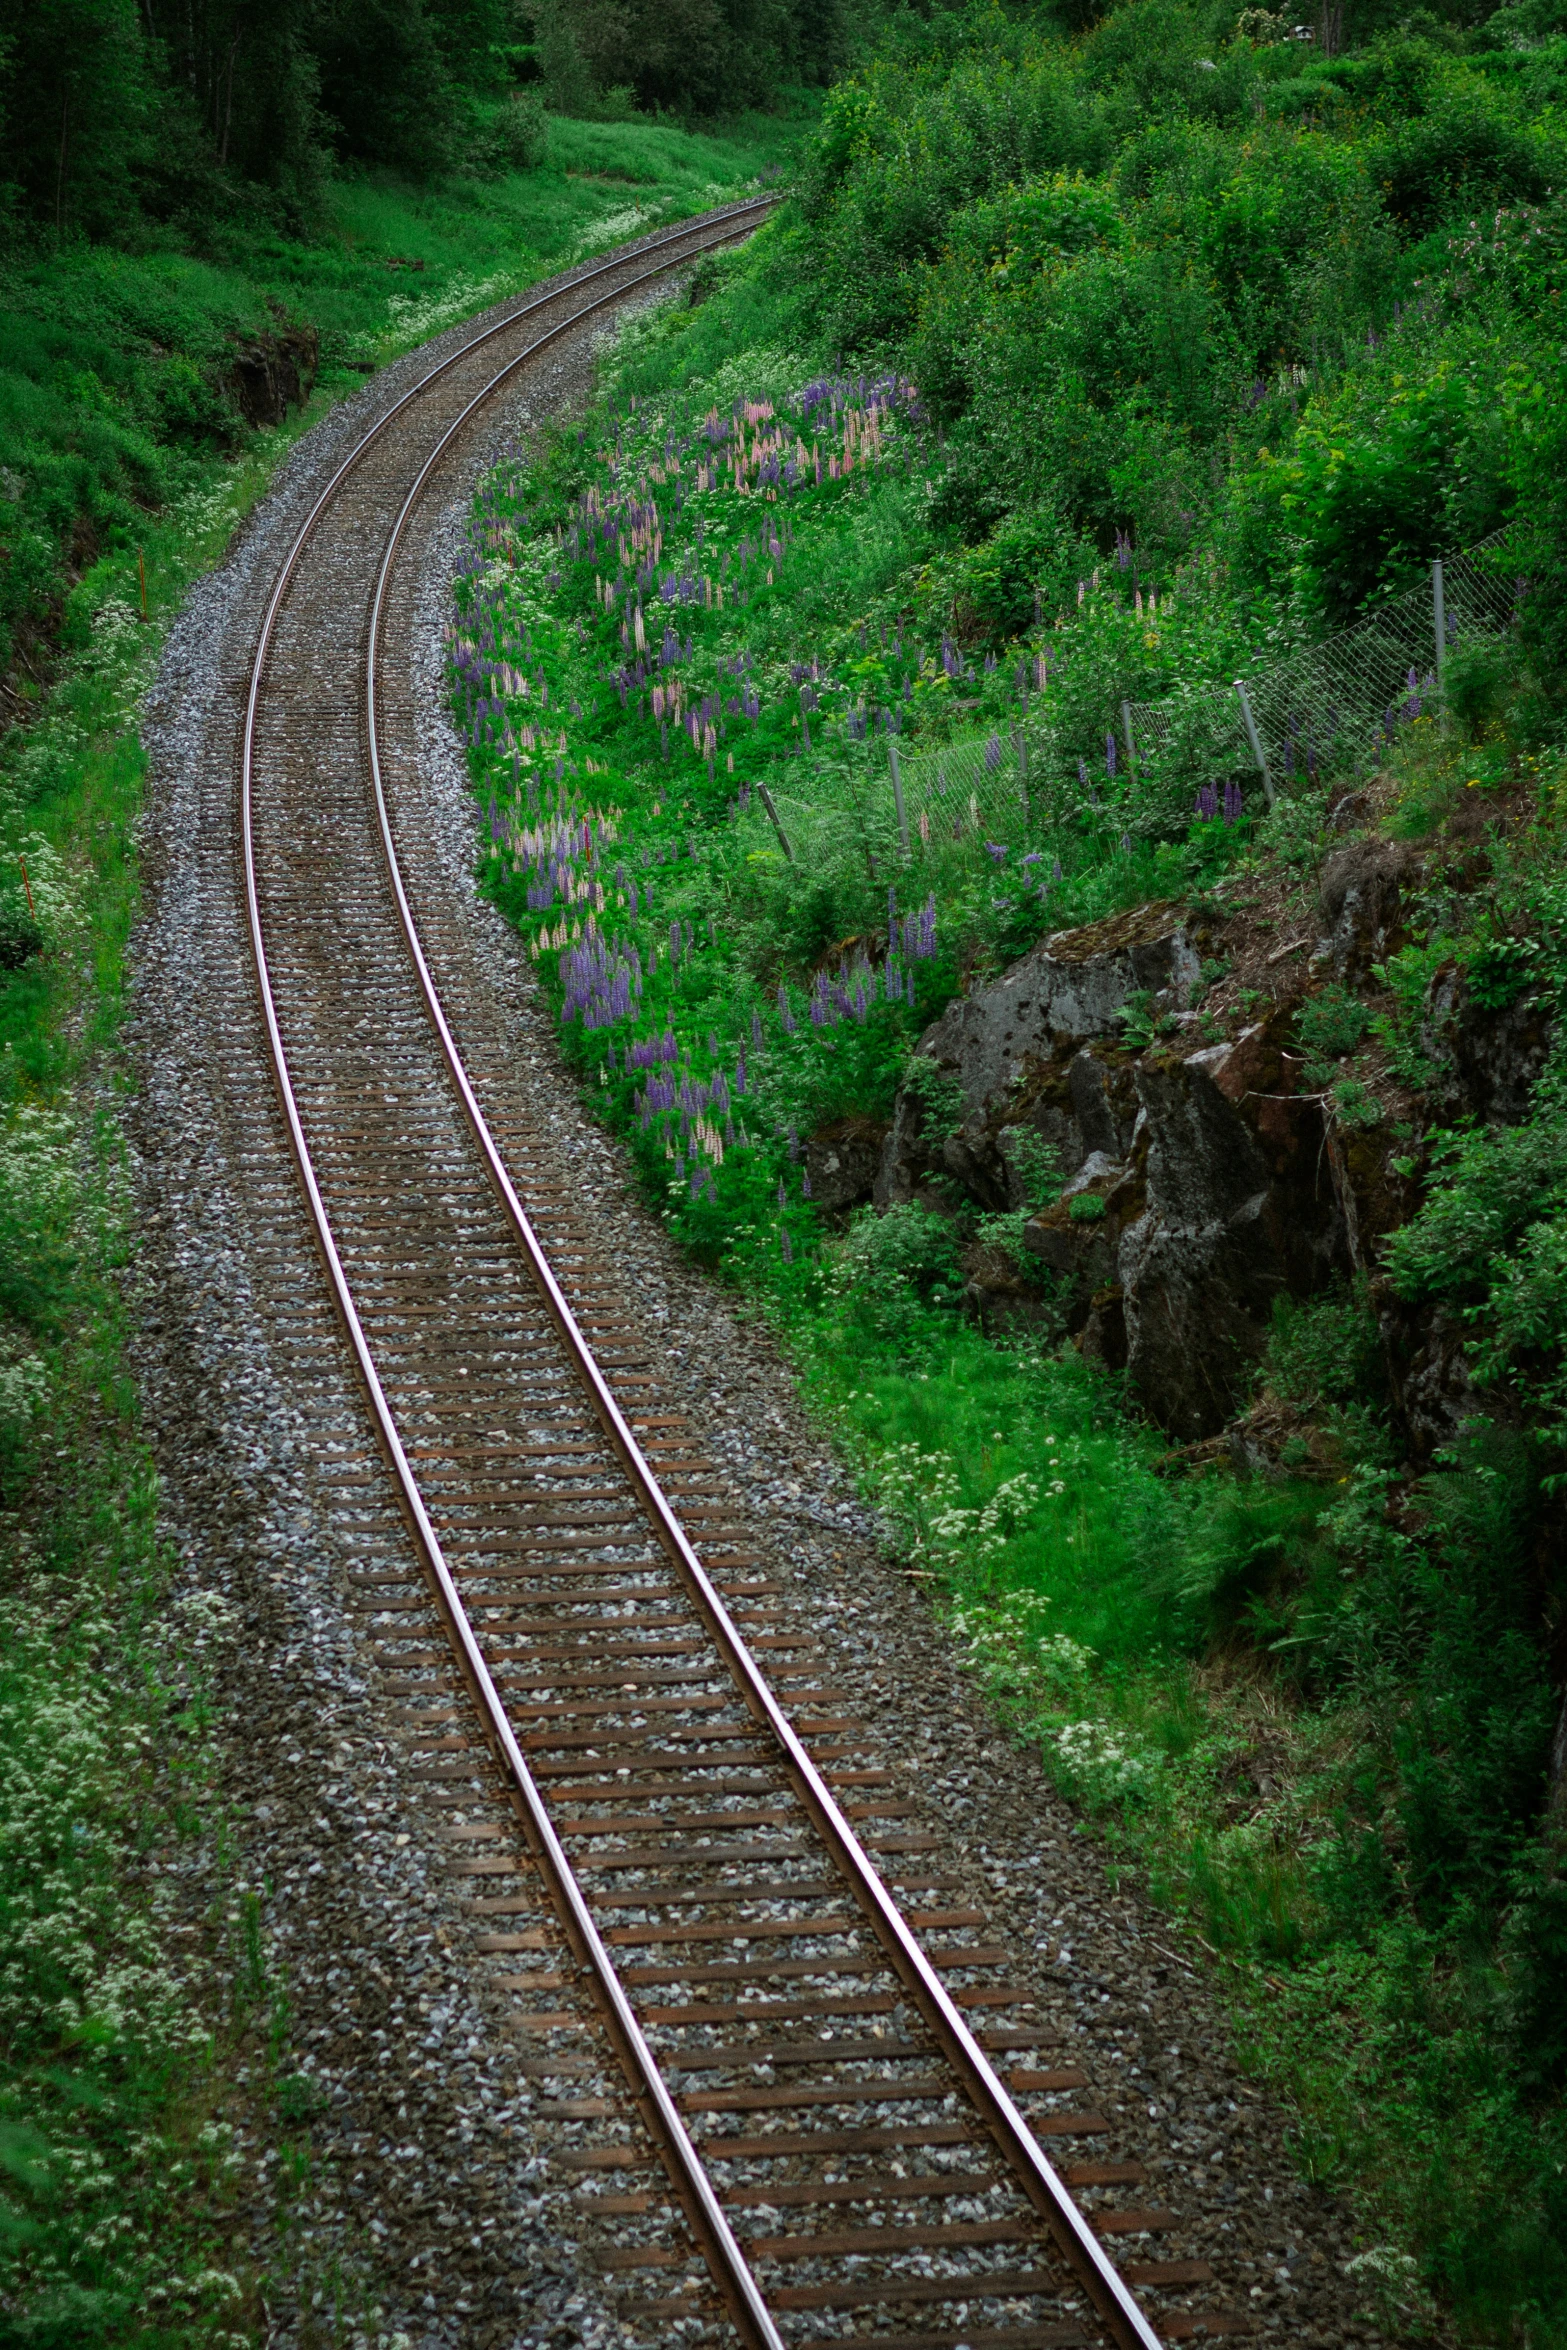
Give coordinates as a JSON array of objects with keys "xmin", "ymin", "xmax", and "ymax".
[
  {"xmin": 362, "ymin": 247, "xmax": 1165, "ymax": 2350},
  {"xmin": 242, "ymin": 209, "xmax": 787, "ymax": 2350}
]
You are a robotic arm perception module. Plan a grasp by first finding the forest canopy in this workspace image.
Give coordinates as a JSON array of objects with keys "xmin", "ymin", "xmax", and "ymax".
[{"xmin": 0, "ymin": 0, "xmax": 846, "ymax": 242}]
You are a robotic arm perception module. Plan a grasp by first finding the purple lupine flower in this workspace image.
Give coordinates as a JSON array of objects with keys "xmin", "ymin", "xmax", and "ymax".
[
  {"xmin": 777, "ymin": 1180, "xmax": 787, "ymax": 1209},
  {"xmin": 1053, "ymin": 859, "xmax": 1064, "ymax": 881},
  {"xmin": 985, "ymin": 842, "xmax": 1008, "ymax": 864},
  {"xmin": 780, "ymin": 1229, "xmax": 794, "ymax": 1264},
  {"xmin": 984, "ymin": 733, "xmax": 1002, "ymax": 774},
  {"xmin": 1195, "ymin": 784, "xmax": 1219, "ymax": 821},
  {"xmin": 801, "ymin": 1169, "xmax": 813, "ymax": 1198},
  {"xmin": 1223, "ymin": 781, "xmax": 1244, "ymax": 822},
  {"xmin": 1106, "ymin": 733, "xmax": 1117, "ymax": 780},
  {"xmin": 787, "ymin": 1122, "xmax": 799, "ymax": 1161},
  {"xmin": 752, "ymin": 1010, "xmax": 764, "ymax": 1051}
]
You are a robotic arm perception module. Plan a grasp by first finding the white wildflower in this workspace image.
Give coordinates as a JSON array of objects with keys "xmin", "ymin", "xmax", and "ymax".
[{"xmin": 1051, "ymin": 1719, "xmax": 1161, "ymax": 1805}]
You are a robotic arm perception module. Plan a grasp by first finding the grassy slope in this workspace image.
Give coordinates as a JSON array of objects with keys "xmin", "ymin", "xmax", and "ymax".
[
  {"xmin": 443, "ymin": 161, "xmax": 1567, "ymax": 2345},
  {"xmin": 0, "ymin": 110, "xmax": 802, "ymax": 2349}
]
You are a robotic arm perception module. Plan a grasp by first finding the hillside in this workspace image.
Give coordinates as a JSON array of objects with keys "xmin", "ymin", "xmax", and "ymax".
[{"xmin": 446, "ymin": 8, "xmax": 1567, "ymax": 2338}]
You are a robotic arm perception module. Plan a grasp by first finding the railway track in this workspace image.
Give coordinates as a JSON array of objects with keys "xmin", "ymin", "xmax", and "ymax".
[{"xmin": 235, "ymin": 204, "xmax": 1252, "ymax": 2348}]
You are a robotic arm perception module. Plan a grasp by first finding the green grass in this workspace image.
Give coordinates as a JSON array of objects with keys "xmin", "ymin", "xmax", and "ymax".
[{"xmin": 0, "ymin": 575, "xmax": 256, "ymax": 2339}]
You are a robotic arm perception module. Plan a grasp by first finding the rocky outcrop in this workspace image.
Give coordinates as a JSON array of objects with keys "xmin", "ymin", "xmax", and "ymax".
[
  {"xmin": 804, "ymin": 1117, "xmax": 887, "ymax": 1214},
  {"xmin": 226, "ymin": 324, "xmax": 320, "ymax": 428},
  {"xmin": 1423, "ymin": 967, "xmax": 1554, "ymax": 1128},
  {"xmin": 1318, "ymin": 836, "xmax": 1414, "ymax": 982},
  {"xmin": 914, "ymin": 898, "xmax": 1201, "ymax": 1117},
  {"xmin": 875, "ymin": 902, "xmax": 1349, "ymax": 1440},
  {"xmin": 1116, "ymin": 1048, "xmax": 1342, "ymax": 1443},
  {"xmin": 868, "ymin": 844, "xmax": 1566, "ymax": 1445},
  {"xmin": 877, "ymin": 902, "xmax": 1199, "ymax": 1217}
]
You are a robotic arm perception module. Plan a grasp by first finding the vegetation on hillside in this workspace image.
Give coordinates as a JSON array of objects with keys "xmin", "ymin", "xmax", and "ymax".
[{"xmin": 451, "ymin": 6, "xmax": 1567, "ymax": 2340}]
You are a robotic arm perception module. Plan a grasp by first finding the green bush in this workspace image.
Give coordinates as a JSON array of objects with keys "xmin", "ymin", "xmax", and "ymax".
[
  {"xmin": 1268, "ymin": 1282, "xmax": 1385, "ymax": 1412},
  {"xmin": 835, "ymin": 1201, "xmax": 962, "ymax": 1302},
  {"xmin": 1297, "ymin": 983, "xmax": 1369, "ymax": 1079},
  {"xmin": 476, "ymin": 91, "xmax": 550, "ymax": 174},
  {"xmin": 1385, "ymin": 1094, "xmax": 1567, "ymax": 1304},
  {"xmin": 1444, "ymin": 631, "xmax": 1524, "ymax": 741}
]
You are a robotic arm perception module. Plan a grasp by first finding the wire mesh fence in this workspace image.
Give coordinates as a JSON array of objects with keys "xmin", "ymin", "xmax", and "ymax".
[
  {"xmin": 1121, "ymin": 528, "xmax": 1520, "ymax": 810},
  {"xmin": 734, "ymin": 524, "xmax": 1523, "ymax": 879},
  {"xmin": 746, "ymin": 726, "xmax": 1032, "ymax": 875}
]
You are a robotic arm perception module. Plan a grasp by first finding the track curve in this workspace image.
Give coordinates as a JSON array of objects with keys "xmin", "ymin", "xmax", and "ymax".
[{"xmin": 234, "ymin": 206, "xmax": 1247, "ymax": 2348}]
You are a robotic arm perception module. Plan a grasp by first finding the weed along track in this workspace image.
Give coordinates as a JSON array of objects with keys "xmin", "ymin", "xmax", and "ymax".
[{"xmin": 235, "ymin": 212, "xmax": 1248, "ymax": 2350}]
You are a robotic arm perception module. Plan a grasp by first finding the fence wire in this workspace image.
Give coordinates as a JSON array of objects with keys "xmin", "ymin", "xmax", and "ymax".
[
  {"xmin": 1122, "ymin": 530, "xmax": 1520, "ymax": 805},
  {"xmin": 735, "ymin": 526, "xmax": 1522, "ymax": 876}
]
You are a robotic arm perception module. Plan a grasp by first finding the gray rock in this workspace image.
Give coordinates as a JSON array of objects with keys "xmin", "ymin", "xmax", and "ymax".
[
  {"xmin": 803, "ymin": 1117, "xmax": 885, "ymax": 1214},
  {"xmin": 1423, "ymin": 965, "xmax": 1554, "ymax": 1128},
  {"xmin": 1385, "ymin": 1303, "xmax": 1486, "ymax": 1454},
  {"xmin": 875, "ymin": 910, "xmax": 1352, "ymax": 1436},
  {"xmin": 914, "ymin": 901, "xmax": 1201, "ymax": 1124},
  {"xmin": 875, "ymin": 907, "xmax": 1190, "ymax": 1213},
  {"xmin": 1119, "ymin": 1057, "xmax": 1343, "ymax": 1441}
]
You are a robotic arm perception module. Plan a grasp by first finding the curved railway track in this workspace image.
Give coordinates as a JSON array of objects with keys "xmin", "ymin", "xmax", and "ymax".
[{"xmin": 235, "ymin": 205, "xmax": 1252, "ymax": 2348}]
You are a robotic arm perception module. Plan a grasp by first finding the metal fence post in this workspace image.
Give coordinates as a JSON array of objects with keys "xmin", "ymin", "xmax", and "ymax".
[
  {"xmin": 756, "ymin": 783, "xmax": 795, "ymax": 864},
  {"xmin": 888, "ymin": 738, "xmax": 910, "ymax": 856},
  {"xmin": 1012, "ymin": 723, "xmax": 1029, "ymax": 824},
  {"xmin": 1233, "ymin": 680, "xmax": 1275, "ymax": 809},
  {"xmin": 1432, "ymin": 558, "xmax": 1447, "ymax": 683}
]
